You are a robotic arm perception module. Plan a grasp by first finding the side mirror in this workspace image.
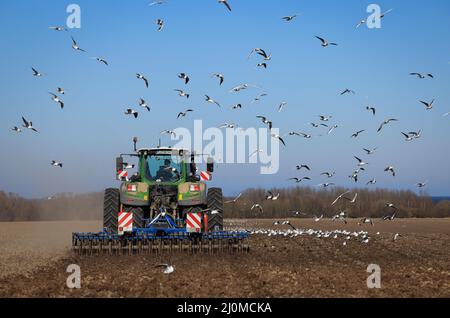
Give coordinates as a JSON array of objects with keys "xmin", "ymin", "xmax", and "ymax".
[
  {"xmin": 116, "ymin": 157, "xmax": 124, "ymax": 173},
  {"xmin": 207, "ymin": 157, "xmax": 214, "ymax": 173}
]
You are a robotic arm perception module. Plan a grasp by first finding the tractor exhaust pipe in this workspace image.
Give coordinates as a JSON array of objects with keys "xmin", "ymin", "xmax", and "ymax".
[{"xmin": 133, "ymin": 137, "xmax": 138, "ymax": 152}]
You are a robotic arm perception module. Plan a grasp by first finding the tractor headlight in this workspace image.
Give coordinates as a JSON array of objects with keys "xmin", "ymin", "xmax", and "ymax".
[
  {"xmin": 127, "ymin": 184, "xmax": 137, "ymax": 192},
  {"xmin": 189, "ymin": 184, "xmax": 200, "ymax": 192}
]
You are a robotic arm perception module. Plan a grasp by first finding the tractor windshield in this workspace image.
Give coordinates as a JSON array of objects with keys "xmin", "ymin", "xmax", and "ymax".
[{"xmin": 145, "ymin": 154, "xmax": 182, "ymax": 183}]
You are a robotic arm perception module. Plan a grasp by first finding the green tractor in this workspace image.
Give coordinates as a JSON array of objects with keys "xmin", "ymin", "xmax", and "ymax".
[{"xmin": 104, "ymin": 139, "xmax": 223, "ymax": 235}]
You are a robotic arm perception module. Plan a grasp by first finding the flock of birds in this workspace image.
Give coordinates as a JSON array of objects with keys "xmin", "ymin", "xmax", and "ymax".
[{"xmin": 8, "ymin": 1, "xmax": 447, "ymax": 274}]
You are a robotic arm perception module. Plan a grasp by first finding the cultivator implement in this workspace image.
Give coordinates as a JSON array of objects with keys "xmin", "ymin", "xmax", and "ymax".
[{"xmin": 72, "ymin": 230, "xmax": 250, "ymax": 255}]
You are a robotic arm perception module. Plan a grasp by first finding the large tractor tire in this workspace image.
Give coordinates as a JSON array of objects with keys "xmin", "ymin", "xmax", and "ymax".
[
  {"xmin": 123, "ymin": 206, "xmax": 145, "ymax": 230},
  {"xmin": 103, "ymin": 188, "xmax": 120, "ymax": 234},
  {"xmin": 207, "ymin": 188, "xmax": 224, "ymax": 232}
]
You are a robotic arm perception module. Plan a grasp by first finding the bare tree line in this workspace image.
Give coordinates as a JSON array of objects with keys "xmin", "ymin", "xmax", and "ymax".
[
  {"xmin": 223, "ymin": 187, "xmax": 450, "ymax": 219},
  {"xmin": 0, "ymin": 187, "xmax": 449, "ymax": 222},
  {"xmin": 0, "ymin": 191, "xmax": 102, "ymax": 222}
]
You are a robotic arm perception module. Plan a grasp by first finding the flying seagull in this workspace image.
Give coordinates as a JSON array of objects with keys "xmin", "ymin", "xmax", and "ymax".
[
  {"xmin": 255, "ymin": 50, "xmax": 271, "ymax": 62},
  {"xmin": 331, "ymin": 190, "xmax": 351, "ymax": 206},
  {"xmin": 177, "ymin": 109, "xmax": 193, "ymax": 119},
  {"xmin": 57, "ymin": 87, "xmax": 65, "ymax": 95},
  {"xmin": 149, "ymin": 1, "xmax": 167, "ymax": 6},
  {"xmin": 382, "ymin": 211, "xmax": 396, "ymax": 221},
  {"xmin": 327, "ymin": 125, "xmax": 338, "ymax": 134},
  {"xmin": 125, "ymin": 109, "xmax": 139, "ymax": 118},
  {"xmin": 92, "ymin": 57, "xmax": 109, "ymax": 66},
  {"xmin": 288, "ymin": 177, "xmax": 311, "ymax": 183},
  {"xmin": 161, "ymin": 130, "xmax": 176, "ymax": 138},
  {"xmin": 174, "ymin": 89, "xmax": 190, "ymax": 99},
  {"xmin": 205, "ymin": 95, "xmax": 221, "ymax": 107},
  {"xmin": 231, "ymin": 103, "xmax": 242, "ymax": 110},
  {"xmin": 12, "ymin": 126, "xmax": 22, "ymax": 133},
  {"xmin": 314, "ymin": 214, "xmax": 323, "ymax": 222},
  {"xmin": 49, "ymin": 93, "xmax": 64, "ymax": 109},
  {"xmin": 230, "ymin": 84, "xmax": 250, "ymax": 92},
  {"xmin": 256, "ymin": 116, "xmax": 273, "ymax": 130},
  {"xmin": 218, "ymin": 0, "xmax": 232, "ymax": 12},
  {"xmin": 71, "ymin": 36, "xmax": 87, "ymax": 52},
  {"xmin": 256, "ymin": 62, "xmax": 267, "ymax": 69},
  {"xmin": 282, "ymin": 220, "xmax": 297, "ymax": 231},
  {"xmin": 156, "ymin": 19, "xmax": 164, "ymax": 31},
  {"xmin": 352, "ymin": 130, "xmax": 365, "ymax": 138},
  {"xmin": 278, "ymin": 101, "xmax": 288, "ymax": 113},
  {"xmin": 356, "ymin": 19, "xmax": 366, "ymax": 28},
  {"xmin": 363, "ymin": 147, "xmax": 378, "ymax": 155},
  {"xmin": 419, "ymin": 99, "xmax": 435, "ymax": 110},
  {"xmin": 298, "ymin": 132, "xmax": 312, "ymax": 139},
  {"xmin": 271, "ymin": 133, "xmax": 286, "ymax": 146},
  {"xmin": 31, "ymin": 67, "xmax": 44, "ymax": 77},
  {"xmin": 416, "ymin": 180, "xmax": 428, "ymax": 188},
  {"xmin": 51, "ymin": 160, "xmax": 63, "ymax": 168},
  {"xmin": 265, "ymin": 191, "xmax": 280, "ymax": 201},
  {"xmin": 366, "ymin": 178, "xmax": 376, "ymax": 185},
  {"xmin": 321, "ymin": 171, "xmax": 335, "ymax": 178},
  {"xmin": 315, "ymin": 36, "xmax": 337, "ymax": 47},
  {"xmin": 218, "ymin": 123, "xmax": 237, "ymax": 129},
  {"xmin": 377, "ymin": 118, "xmax": 398, "ymax": 132},
  {"xmin": 256, "ymin": 48, "xmax": 272, "ymax": 61},
  {"xmin": 139, "ymin": 99, "xmax": 150, "ymax": 112},
  {"xmin": 354, "ymin": 156, "xmax": 368, "ymax": 167},
  {"xmin": 251, "ymin": 93, "xmax": 268, "ymax": 103},
  {"xmin": 401, "ymin": 132, "xmax": 415, "ymax": 142},
  {"xmin": 341, "ymin": 88, "xmax": 355, "ymax": 95},
  {"xmin": 344, "ymin": 193, "xmax": 358, "ymax": 204},
  {"xmin": 317, "ymin": 183, "xmax": 335, "ymax": 188},
  {"xmin": 136, "ymin": 73, "xmax": 149, "ymax": 88},
  {"xmin": 178, "ymin": 73, "xmax": 190, "ymax": 84},
  {"xmin": 49, "ymin": 26, "xmax": 67, "ymax": 31},
  {"xmin": 410, "ymin": 72, "xmax": 433, "ymax": 79},
  {"xmin": 251, "ymin": 204, "xmax": 263, "ymax": 213},
  {"xmin": 296, "ymin": 164, "xmax": 311, "ymax": 171},
  {"xmin": 384, "ymin": 166, "xmax": 396, "ymax": 177},
  {"xmin": 366, "ymin": 106, "xmax": 376, "ymax": 116},
  {"xmin": 224, "ymin": 193, "xmax": 242, "ymax": 204},
  {"xmin": 212, "ymin": 73, "xmax": 224, "ymax": 85},
  {"xmin": 319, "ymin": 115, "xmax": 332, "ymax": 121},
  {"xmin": 282, "ymin": 15, "xmax": 297, "ymax": 22},
  {"xmin": 22, "ymin": 117, "xmax": 38, "ymax": 132}
]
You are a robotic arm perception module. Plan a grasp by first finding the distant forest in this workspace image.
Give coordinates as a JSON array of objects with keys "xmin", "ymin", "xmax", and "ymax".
[{"xmin": 0, "ymin": 187, "xmax": 449, "ymax": 222}]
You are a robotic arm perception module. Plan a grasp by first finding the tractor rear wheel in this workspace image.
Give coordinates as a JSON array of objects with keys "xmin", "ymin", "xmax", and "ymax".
[
  {"xmin": 123, "ymin": 206, "xmax": 145, "ymax": 230},
  {"xmin": 207, "ymin": 188, "xmax": 224, "ymax": 232},
  {"xmin": 103, "ymin": 188, "xmax": 120, "ymax": 234}
]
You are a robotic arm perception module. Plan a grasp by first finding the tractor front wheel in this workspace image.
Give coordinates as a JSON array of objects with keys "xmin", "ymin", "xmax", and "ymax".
[{"xmin": 207, "ymin": 188, "xmax": 224, "ymax": 232}]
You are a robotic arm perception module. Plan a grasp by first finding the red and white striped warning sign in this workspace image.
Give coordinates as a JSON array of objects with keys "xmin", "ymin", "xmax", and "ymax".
[
  {"xmin": 117, "ymin": 170, "xmax": 128, "ymax": 180},
  {"xmin": 118, "ymin": 211, "xmax": 133, "ymax": 235},
  {"xmin": 186, "ymin": 212, "xmax": 202, "ymax": 233},
  {"xmin": 200, "ymin": 171, "xmax": 211, "ymax": 181}
]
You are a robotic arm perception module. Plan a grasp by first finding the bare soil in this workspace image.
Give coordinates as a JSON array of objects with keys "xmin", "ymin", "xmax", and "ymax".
[{"xmin": 0, "ymin": 219, "xmax": 449, "ymax": 298}]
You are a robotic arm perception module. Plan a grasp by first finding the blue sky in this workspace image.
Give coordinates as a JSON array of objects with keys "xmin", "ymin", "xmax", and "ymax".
[{"xmin": 0, "ymin": 0, "xmax": 449, "ymax": 198}]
